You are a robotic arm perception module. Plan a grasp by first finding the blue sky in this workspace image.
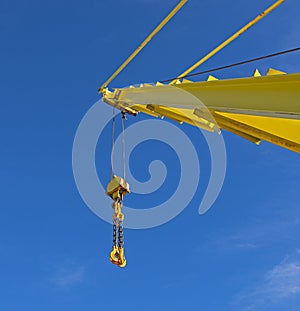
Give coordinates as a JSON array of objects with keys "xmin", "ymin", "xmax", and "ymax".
[{"xmin": 1, "ymin": 0, "xmax": 300, "ymax": 310}]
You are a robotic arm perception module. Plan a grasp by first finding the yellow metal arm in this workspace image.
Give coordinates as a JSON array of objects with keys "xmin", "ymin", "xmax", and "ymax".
[
  {"xmin": 172, "ymin": 0, "xmax": 285, "ymax": 82},
  {"xmin": 103, "ymin": 73, "xmax": 300, "ymax": 153},
  {"xmin": 98, "ymin": 0, "xmax": 187, "ymax": 93}
]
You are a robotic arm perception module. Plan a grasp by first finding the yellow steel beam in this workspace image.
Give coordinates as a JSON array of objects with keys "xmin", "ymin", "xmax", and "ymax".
[
  {"xmin": 213, "ymin": 111, "xmax": 300, "ymax": 153},
  {"xmin": 218, "ymin": 123, "xmax": 261, "ymax": 144},
  {"xmin": 145, "ymin": 105, "xmax": 215, "ymax": 131},
  {"xmin": 111, "ymin": 73, "xmax": 300, "ymax": 118},
  {"xmin": 102, "ymin": 73, "xmax": 300, "ymax": 153},
  {"xmin": 173, "ymin": 0, "xmax": 285, "ymax": 82},
  {"xmin": 98, "ymin": 0, "xmax": 187, "ymax": 93}
]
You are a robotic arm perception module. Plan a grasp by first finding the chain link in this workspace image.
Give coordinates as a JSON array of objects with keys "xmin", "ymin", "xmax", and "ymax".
[
  {"xmin": 112, "ymin": 218, "xmax": 117, "ymax": 247},
  {"xmin": 111, "ymin": 199, "xmax": 125, "ymax": 266},
  {"xmin": 118, "ymin": 219, "xmax": 124, "ymax": 248}
]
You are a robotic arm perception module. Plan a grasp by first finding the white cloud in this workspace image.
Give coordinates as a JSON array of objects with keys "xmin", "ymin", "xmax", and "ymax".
[
  {"xmin": 51, "ymin": 262, "xmax": 86, "ymax": 288},
  {"xmin": 235, "ymin": 251, "xmax": 300, "ymax": 310},
  {"xmin": 264, "ymin": 261, "xmax": 300, "ymax": 299}
]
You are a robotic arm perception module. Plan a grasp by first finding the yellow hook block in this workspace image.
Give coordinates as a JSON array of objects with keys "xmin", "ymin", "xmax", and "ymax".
[{"xmin": 106, "ymin": 175, "xmax": 130, "ymax": 202}]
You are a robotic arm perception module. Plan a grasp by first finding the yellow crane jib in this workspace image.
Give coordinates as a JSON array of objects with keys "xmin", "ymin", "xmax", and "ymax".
[{"xmin": 106, "ymin": 175, "xmax": 130, "ymax": 268}]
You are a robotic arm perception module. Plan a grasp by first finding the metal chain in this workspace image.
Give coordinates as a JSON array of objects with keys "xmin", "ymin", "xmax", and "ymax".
[
  {"xmin": 118, "ymin": 219, "xmax": 124, "ymax": 248},
  {"xmin": 112, "ymin": 218, "xmax": 117, "ymax": 247},
  {"xmin": 112, "ymin": 200, "xmax": 125, "ymax": 250}
]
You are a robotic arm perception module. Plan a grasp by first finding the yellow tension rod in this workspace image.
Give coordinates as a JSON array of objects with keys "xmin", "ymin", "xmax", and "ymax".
[
  {"xmin": 173, "ymin": 0, "xmax": 285, "ymax": 82},
  {"xmin": 98, "ymin": 0, "xmax": 187, "ymax": 93}
]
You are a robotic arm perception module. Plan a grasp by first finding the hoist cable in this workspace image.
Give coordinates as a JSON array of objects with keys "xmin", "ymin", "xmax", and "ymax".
[
  {"xmin": 160, "ymin": 47, "xmax": 300, "ymax": 83},
  {"xmin": 121, "ymin": 113, "xmax": 126, "ymax": 180},
  {"xmin": 111, "ymin": 108, "xmax": 115, "ymax": 179},
  {"xmin": 171, "ymin": 0, "xmax": 285, "ymax": 83}
]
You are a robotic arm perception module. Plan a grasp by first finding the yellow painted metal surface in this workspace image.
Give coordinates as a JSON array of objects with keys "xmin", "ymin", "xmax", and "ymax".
[
  {"xmin": 102, "ymin": 72, "xmax": 300, "ymax": 153},
  {"xmin": 110, "ymin": 73, "xmax": 300, "ymax": 117},
  {"xmin": 106, "ymin": 175, "xmax": 130, "ymax": 201},
  {"xmin": 207, "ymin": 75, "xmax": 218, "ymax": 81},
  {"xmin": 213, "ymin": 112, "xmax": 300, "ymax": 152},
  {"xmin": 266, "ymin": 68, "xmax": 287, "ymax": 75},
  {"xmin": 253, "ymin": 69, "xmax": 261, "ymax": 77},
  {"xmin": 175, "ymin": 73, "xmax": 300, "ymax": 117},
  {"xmin": 217, "ymin": 112, "xmax": 300, "ymax": 144},
  {"xmin": 173, "ymin": 0, "xmax": 285, "ymax": 82},
  {"xmin": 98, "ymin": 0, "xmax": 187, "ymax": 92}
]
